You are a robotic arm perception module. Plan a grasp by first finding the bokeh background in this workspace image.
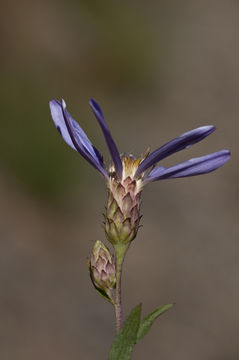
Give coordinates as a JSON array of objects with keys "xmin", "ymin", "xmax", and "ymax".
[{"xmin": 1, "ymin": 0, "xmax": 238, "ymax": 359}]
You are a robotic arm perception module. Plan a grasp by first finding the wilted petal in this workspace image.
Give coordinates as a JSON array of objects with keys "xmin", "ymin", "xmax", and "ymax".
[
  {"xmin": 136, "ymin": 125, "xmax": 216, "ymax": 177},
  {"xmin": 89, "ymin": 99, "xmax": 123, "ymax": 179},
  {"xmin": 145, "ymin": 150, "xmax": 230, "ymax": 182},
  {"xmin": 49, "ymin": 99, "xmax": 107, "ymax": 177}
]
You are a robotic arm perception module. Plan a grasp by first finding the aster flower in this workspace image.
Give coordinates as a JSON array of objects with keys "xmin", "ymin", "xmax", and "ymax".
[
  {"xmin": 49, "ymin": 98, "xmax": 230, "ymax": 337},
  {"xmin": 49, "ymin": 98, "xmax": 230, "ymax": 244}
]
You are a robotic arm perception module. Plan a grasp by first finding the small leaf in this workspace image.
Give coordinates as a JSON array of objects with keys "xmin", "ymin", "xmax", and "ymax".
[
  {"xmin": 136, "ymin": 303, "xmax": 173, "ymax": 343},
  {"xmin": 109, "ymin": 304, "xmax": 141, "ymax": 360}
]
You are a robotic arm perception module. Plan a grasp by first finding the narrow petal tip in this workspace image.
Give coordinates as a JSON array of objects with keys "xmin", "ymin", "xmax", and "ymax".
[
  {"xmin": 179, "ymin": 125, "xmax": 216, "ymax": 143},
  {"xmin": 218, "ymin": 149, "xmax": 231, "ymax": 162},
  {"xmin": 61, "ymin": 98, "xmax": 66, "ymax": 109},
  {"xmin": 196, "ymin": 125, "xmax": 215, "ymax": 133},
  {"xmin": 89, "ymin": 98, "xmax": 104, "ymax": 120}
]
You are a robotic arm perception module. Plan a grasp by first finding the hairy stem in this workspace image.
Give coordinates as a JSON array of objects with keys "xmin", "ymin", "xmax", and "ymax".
[{"xmin": 114, "ymin": 243, "xmax": 129, "ymax": 333}]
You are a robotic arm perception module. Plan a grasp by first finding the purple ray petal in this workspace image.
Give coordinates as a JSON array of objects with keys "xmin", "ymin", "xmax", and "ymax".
[
  {"xmin": 49, "ymin": 99, "xmax": 107, "ymax": 178},
  {"xmin": 145, "ymin": 150, "xmax": 230, "ymax": 182},
  {"xmin": 136, "ymin": 125, "xmax": 216, "ymax": 177},
  {"xmin": 89, "ymin": 99, "xmax": 123, "ymax": 179},
  {"xmin": 144, "ymin": 166, "xmax": 166, "ymax": 180},
  {"xmin": 50, "ymin": 99, "xmax": 93, "ymax": 155}
]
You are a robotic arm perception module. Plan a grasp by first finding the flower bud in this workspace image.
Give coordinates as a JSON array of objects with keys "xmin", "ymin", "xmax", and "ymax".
[
  {"xmin": 89, "ymin": 240, "xmax": 116, "ymax": 302},
  {"xmin": 105, "ymin": 156, "xmax": 142, "ymax": 245}
]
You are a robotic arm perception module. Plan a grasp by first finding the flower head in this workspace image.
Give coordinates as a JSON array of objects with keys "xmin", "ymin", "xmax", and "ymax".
[
  {"xmin": 89, "ymin": 240, "xmax": 116, "ymax": 303},
  {"xmin": 49, "ymin": 99, "xmax": 230, "ymax": 243}
]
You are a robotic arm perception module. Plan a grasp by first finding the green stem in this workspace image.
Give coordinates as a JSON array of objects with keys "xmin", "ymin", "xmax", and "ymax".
[{"xmin": 114, "ymin": 243, "xmax": 129, "ymax": 333}]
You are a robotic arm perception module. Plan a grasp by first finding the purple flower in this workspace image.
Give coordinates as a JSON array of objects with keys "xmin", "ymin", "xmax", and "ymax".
[{"xmin": 49, "ymin": 99, "xmax": 230, "ymax": 186}]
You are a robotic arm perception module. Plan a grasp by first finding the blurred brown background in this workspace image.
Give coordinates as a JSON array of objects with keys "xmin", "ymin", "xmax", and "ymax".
[{"xmin": 0, "ymin": 0, "xmax": 238, "ymax": 359}]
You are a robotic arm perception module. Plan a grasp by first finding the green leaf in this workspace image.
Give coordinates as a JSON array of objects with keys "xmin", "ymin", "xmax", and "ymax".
[
  {"xmin": 109, "ymin": 304, "xmax": 142, "ymax": 360},
  {"xmin": 136, "ymin": 303, "xmax": 173, "ymax": 343}
]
